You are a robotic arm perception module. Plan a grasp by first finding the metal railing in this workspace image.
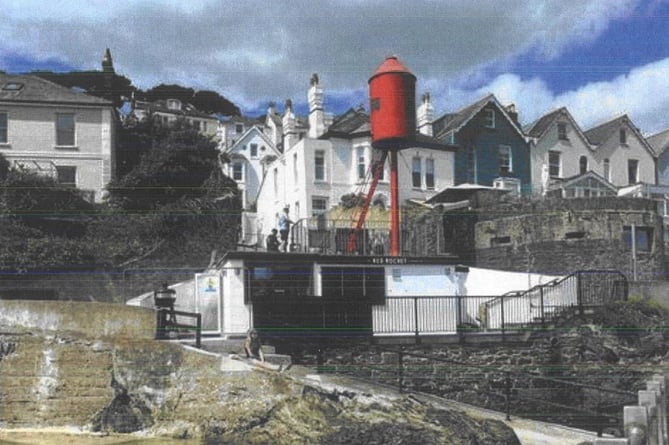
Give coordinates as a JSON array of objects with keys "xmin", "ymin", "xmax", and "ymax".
[
  {"xmin": 483, "ymin": 270, "xmax": 628, "ymax": 334},
  {"xmin": 155, "ymin": 308, "xmax": 202, "ymax": 348},
  {"xmin": 290, "ymin": 217, "xmax": 394, "ymax": 255},
  {"xmin": 332, "ymin": 347, "xmax": 640, "ymax": 437},
  {"xmin": 371, "ymin": 270, "xmax": 627, "ymax": 338}
]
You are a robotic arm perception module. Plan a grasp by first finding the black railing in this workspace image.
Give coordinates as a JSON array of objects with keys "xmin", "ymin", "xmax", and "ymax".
[
  {"xmin": 319, "ymin": 346, "xmax": 639, "ymax": 437},
  {"xmin": 156, "ymin": 308, "xmax": 202, "ymax": 348},
  {"xmin": 482, "ymin": 270, "xmax": 628, "ymax": 335},
  {"xmin": 290, "ymin": 217, "xmax": 392, "ymax": 255},
  {"xmin": 371, "ymin": 271, "xmax": 627, "ymax": 339}
]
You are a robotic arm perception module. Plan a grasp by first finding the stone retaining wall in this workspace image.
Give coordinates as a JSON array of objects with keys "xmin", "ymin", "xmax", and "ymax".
[{"xmin": 0, "ymin": 300, "xmax": 156, "ymax": 340}]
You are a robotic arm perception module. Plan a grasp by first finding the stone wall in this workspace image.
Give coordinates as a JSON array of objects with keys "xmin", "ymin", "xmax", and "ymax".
[
  {"xmin": 0, "ymin": 299, "xmax": 192, "ymax": 430},
  {"xmin": 0, "ymin": 300, "xmax": 156, "ymax": 339},
  {"xmin": 294, "ymin": 326, "xmax": 664, "ymax": 433},
  {"xmin": 474, "ymin": 198, "xmax": 666, "ymax": 278}
]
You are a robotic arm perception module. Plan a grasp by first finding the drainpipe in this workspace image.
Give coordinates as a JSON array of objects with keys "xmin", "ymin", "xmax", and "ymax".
[{"xmin": 632, "ymin": 223, "xmax": 638, "ymax": 281}]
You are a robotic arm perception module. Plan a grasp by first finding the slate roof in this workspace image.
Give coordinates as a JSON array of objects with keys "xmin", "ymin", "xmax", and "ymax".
[
  {"xmin": 222, "ymin": 115, "xmax": 265, "ymax": 126},
  {"xmin": 584, "ymin": 114, "xmax": 656, "ymax": 156},
  {"xmin": 647, "ymin": 127, "xmax": 669, "ymax": 156},
  {"xmin": 263, "ymin": 112, "xmax": 309, "ymax": 130},
  {"xmin": 525, "ymin": 108, "xmax": 565, "ymax": 138},
  {"xmin": 321, "ymin": 107, "xmax": 370, "ymax": 138},
  {"xmin": 0, "ymin": 73, "xmax": 112, "ymax": 106},
  {"xmin": 432, "ymin": 94, "xmax": 525, "ymax": 143},
  {"xmin": 584, "ymin": 115, "xmax": 627, "ymax": 145},
  {"xmin": 433, "ymin": 95, "xmax": 494, "ymax": 139}
]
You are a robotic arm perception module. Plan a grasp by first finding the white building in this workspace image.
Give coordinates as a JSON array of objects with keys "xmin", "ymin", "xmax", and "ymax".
[
  {"xmin": 527, "ymin": 109, "xmax": 657, "ymax": 195},
  {"xmin": 253, "ymin": 74, "xmax": 456, "ymax": 252},
  {"xmin": 0, "ymin": 73, "xmax": 116, "ymax": 202},
  {"xmin": 131, "ymin": 98, "xmax": 219, "ymax": 141}
]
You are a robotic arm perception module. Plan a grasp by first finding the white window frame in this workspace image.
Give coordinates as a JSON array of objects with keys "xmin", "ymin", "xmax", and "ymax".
[
  {"xmin": 250, "ymin": 143, "xmax": 258, "ymax": 159},
  {"xmin": 56, "ymin": 165, "xmax": 76, "ymax": 187},
  {"xmin": 412, "ymin": 156, "xmax": 422, "ymax": 188},
  {"xmin": 293, "ymin": 153, "xmax": 299, "ymax": 185},
  {"xmin": 603, "ymin": 158, "xmax": 610, "ymax": 181},
  {"xmin": 232, "ymin": 162, "xmax": 244, "ymax": 182},
  {"xmin": 579, "ymin": 156, "xmax": 588, "ymax": 175},
  {"xmin": 357, "ymin": 147, "xmax": 366, "ymax": 180},
  {"xmin": 628, "ymin": 159, "xmax": 639, "ymax": 184},
  {"xmin": 498, "ymin": 145, "xmax": 512, "ymax": 174},
  {"xmin": 56, "ymin": 113, "xmax": 75, "ymax": 147},
  {"xmin": 484, "ymin": 109, "xmax": 495, "ymax": 129},
  {"xmin": 548, "ymin": 151, "xmax": 561, "ymax": 178},
  {"xmin": 311, "ymin": 196, "xmax": 328, "ymax": 216},
  {"xmin": 314, "ymin": 150, "xmax": 326, "ymax": 181},
  {"xmin": 0, "ymin": 112, "xmax": 7, "ymax": 144},
  {"xmin": 557, "ymin": 122, "xmax": 568, "ymax": 140},
  {"xmin": 425, "ymin": 158, "xmax": 435, "ymax": 190}
]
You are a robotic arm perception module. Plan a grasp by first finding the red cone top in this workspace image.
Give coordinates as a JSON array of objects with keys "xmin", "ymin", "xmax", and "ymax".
[{"xmin": 368, "ymin": 56, "xmax": 416, "ymax": 83}]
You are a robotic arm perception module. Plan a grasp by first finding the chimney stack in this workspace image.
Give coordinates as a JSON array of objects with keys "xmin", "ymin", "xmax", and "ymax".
[
  {"xmin": 505, "ymin": 103, "xmax": 519, "ymax": 126},
  {"xmin": 282, "ymin": 99, "xmax": 297, "ymax": 150},
  {"xmin": 308, "ymin": 73, "xmax": 326, "ymax": 138},
  {"xmin": 417, "ymin": 92, "xmax": 434, "ymax": 136}
]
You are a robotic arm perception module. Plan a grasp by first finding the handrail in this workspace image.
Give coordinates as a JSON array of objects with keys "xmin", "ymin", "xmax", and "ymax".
[
  {"xmin": 155, "ymin": 308, "xmax": 202, "ymax": 348},
  {"xmin": 487, "ymin": 269, "xmax": 627, "ymax": 306}
]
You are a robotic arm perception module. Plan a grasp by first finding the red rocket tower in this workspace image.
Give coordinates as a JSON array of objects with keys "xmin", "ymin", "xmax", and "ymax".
[
  {"xmin": 347, "ymin": 56, "xmax": 449, "ymax": 257},
  {"xmin": 368, "ymin": 56, "xmax": 417, "ymax": 256}
]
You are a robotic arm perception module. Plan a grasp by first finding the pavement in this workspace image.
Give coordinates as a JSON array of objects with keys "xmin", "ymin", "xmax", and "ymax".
[{"xmin": 194, "ymin": 338, "xmax": 602, "ymax": 445}]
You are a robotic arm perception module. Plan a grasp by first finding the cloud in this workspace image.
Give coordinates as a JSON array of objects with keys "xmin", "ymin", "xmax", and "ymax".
[
  {"xmin": 449, "ymin": 57, "xmax": 669, "ymax": 135},
  {"xmin": 6, "ymin": 0, "xmax": 668, "ymax": 135},
  {"xmin": 0, "ymin": 0, "xmax": 640, "ymax": 116}
]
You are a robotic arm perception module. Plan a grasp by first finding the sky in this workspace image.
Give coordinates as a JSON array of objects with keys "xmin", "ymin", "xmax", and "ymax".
[{"xmin": 2, "ymin": 0, "xmax": 669, "ymax": 135}]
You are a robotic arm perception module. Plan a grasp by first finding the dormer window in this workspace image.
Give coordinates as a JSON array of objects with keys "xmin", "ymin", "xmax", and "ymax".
[
  {"xmin": 484, "ymin": 109, "xmax": 495, "ymax": 128},
  {"xmin": 167, "ymin": 99, "xmax": 181, "ymax": 111}
]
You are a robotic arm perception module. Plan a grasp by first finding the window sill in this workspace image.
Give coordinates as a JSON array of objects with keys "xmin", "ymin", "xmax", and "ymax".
[
  {"xmin": 0, "ymin": 143, "xmax": 10, "ymax": 148},
  {"xmin": 54, "ymin": 145, "xmax": 79, "ymax": 150}
]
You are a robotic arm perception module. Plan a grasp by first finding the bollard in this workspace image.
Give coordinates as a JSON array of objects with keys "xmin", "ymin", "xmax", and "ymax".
[
  {"xmin": 625, "ymin": 405, "xmax": 649, "ymax": 445},
  {"xmin": 639, "ymin": 390, "xmax": 660, "ymax": 445},
  {"xmin": 651, "ymin": 375, "xmax": 668, "ymax": 445}
]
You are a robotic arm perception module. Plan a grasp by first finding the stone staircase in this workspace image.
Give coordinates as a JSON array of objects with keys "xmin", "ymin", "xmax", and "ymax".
[{"xmin": 0, "ymin": 333, "xmax": 114, "ymax": 427}]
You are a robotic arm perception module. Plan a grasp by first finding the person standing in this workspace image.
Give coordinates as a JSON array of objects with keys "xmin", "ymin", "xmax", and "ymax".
[{"xmin": 278, "ymin": 206, "xmax": 293, "ymax": 252}]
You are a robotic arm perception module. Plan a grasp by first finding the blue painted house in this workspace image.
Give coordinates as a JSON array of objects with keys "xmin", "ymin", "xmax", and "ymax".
[{"xmin": 432, "ymin": 94, "xmax": 531, "ymax": 195}]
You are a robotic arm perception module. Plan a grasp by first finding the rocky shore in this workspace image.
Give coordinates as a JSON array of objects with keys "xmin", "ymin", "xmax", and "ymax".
[{"xmin": 0, "ymin": 302, "xmax": 520, "ymax": 444}]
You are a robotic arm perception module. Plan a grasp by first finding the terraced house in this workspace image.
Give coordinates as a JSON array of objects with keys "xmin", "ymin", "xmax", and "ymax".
[{"xmin": 0, "ymin": 73, "xmax": 116, "ymax": 202}]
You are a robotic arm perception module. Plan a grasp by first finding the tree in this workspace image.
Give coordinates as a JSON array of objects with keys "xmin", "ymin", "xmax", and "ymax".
[
  {"xmin": 106, "ymin": 120, "xmax": 228, "ymax": 210},
  {"xmin": 192, "ymin": 90, "xmax": 241, "ymax": 116},
  {"xmin": 141, "ymin": 84, "xmax": 195, "ymax": 105},
  {"xmin": 339, "ymin": 192, "xmax": 366, "ymax": 209},
  {"xmin": 139, "ymin": 84, "xmax": 240, "ymax": 116},
  {"xmin": 0, "ymin": 168, "xmax": 94, "ymax": 236},
  {"xmin": 115, "ymin": 118, "xmax": 159, "ymax": 178}
]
